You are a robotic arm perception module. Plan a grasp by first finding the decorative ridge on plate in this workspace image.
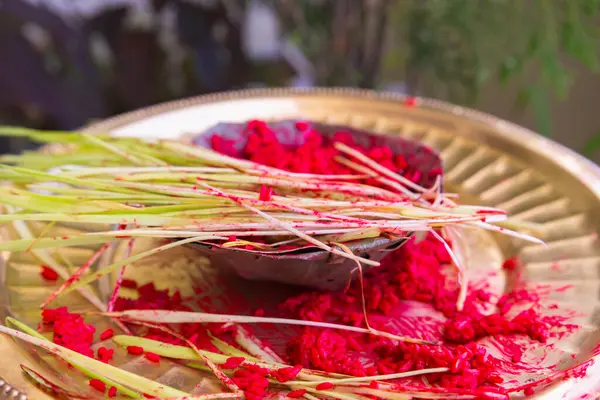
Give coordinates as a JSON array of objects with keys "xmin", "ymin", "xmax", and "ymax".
[{"xmin": 0, "ymin": 376, "xmax": 27, "ymax": 400}]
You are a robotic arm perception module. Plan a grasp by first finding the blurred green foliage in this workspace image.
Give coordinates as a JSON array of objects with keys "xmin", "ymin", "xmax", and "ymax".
[
  {"xmin": 279, "ymin": 0, "xmax": 600, "ymax": 139},
  {"xmin": 583, "ymin": 130, "xmax": 600, "ymax": 156},
  {"xmin": 2, "ymin": 0, "xmax": 600, "ymax": 154}
]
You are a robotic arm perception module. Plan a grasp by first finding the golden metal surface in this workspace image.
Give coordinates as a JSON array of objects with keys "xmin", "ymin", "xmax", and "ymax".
[{"xmin": 2, "ymin": 88, "xmax": 600, "ymax": 398}]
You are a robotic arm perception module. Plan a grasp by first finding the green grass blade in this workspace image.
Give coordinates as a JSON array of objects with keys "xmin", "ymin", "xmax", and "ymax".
[
  {"xmin": 62, "ymin": 235, "xmax": 222, "ymax": 296},
  {"xmin": 6, "ymin": 317, "xmax": 141, "ymax": 398},
  {"xmin": 0, "ymin": 324, "xmax": 185, "ymax": 398}
]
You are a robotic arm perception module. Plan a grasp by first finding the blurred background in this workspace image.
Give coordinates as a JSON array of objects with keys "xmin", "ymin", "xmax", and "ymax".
[{"xmin": 1, "ymin": 0, "xmax": 600, "ymax": 162}]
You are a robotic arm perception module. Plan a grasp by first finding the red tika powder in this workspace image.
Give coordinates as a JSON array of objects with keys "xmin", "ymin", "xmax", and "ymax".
[
  {"xmin": 41, "ymin": 307, "xmax": 96, "ymax": 358},
  {"xmin": 127, "ymin": 345, "xmax": 144, "ymax": 355},
  {"xmin": 231, "ymin": 364, "xmax": 270, "ymax": 400},
  {"xmin": 40, "ymin": 265, "xmax": 59, "ymax": 281},
  {"xmin": 100, "ymin": 328, "xmax": 114, "ymax": 341},
  {"xmin": 88, "ymin": 379, "xmax": 106, "ymax": 393},
  {"xmin": 221, "ymin": 357, "xmax": 245, "ymax": 369},
  {"xmin": 97, "ymin": 346, "xmax": 114, "ymax": 364},
  {"xmin": 286, "ymin": 389, "xmax": 307, "ymax": 398},
  {"xmin": 209, "ymin": 119, "xmax": 431, "ymax": 185},
  {"xmin": 144, "ymin": 352, "xmax": 161, "ymax": 363},
  {"xmin": 282, "ymin": 235, "xmax": 521, "ymax": 390}
]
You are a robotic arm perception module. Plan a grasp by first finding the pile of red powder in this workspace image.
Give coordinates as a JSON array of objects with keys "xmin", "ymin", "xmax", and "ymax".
[
  {"xmin": 41, "ymin": 307, "xmax": 96, "ymax": 358},
  {"xmin": 281, "ymin": 235, "xmax": 537, "ymax": 395},
  {"xmin": 210, "ymin": 119, "xmax": 439, "ymax": 186}
]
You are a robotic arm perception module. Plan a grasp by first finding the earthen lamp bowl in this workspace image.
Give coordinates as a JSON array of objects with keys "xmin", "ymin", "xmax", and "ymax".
[{"xmin": 186, "ymin": 120, "xmax": 443, "ymax": 291}]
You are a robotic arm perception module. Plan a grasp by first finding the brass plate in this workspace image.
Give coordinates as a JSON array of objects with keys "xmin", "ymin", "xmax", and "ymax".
[{"xmin": 2, "ymin": 88, "xmax": 600, "ymax": 399}]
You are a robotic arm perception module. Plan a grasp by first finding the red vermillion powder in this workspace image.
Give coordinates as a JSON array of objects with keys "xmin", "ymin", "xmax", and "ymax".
[
  {"xmin": 209, "ymin": 120, "xmax": 431, "ymax": 184},
  {"xmin": 121, "ymin": 279, "xmax": 138, "ymax": 289},
  {"xmin": 404, "ymin": 97, "xmax": 417, "ymax": 108},
  {"xmin": 88, "ymin": 379, "xmax": 106, "ymax": 393},
  {"xmin": 113, "ymin": 282, "xmax": 224, "ymax": 352},
  {"xmin": 100, "ymin": 328, "xmax": 114, "ymax": 341},
  {"xmin": 144, "ymin": 352, "xmax": 161, "ymax": 363},
  {"xmin": 502, "ymin": 257, "xmax": 521, "ymax": 272},
  {"xmin": 271, "ymin": 365, "xmax": 302, "ymax": 383},
  {"xmin": 286, "ymin": 389, "xmax": 307, "ymax": 398},
  {"xmin": 127, "ymin": 345, "xmax": 144, "ymax": 355},
  {"xmin": 280, "ymin": 234, "xmax": 559, "ymax": 390},
  {"xmin": 221, "ymin": 357, "xmax": 245, "ymax": 369},
  {"xmin": 41, "ymin": 307, "xmax": 95, "ymax": 358},
  {"xmin": 232, "ymin": 364, "xmax": 270, "ymax": 400},
  {"xmin": 40, "ymin": 265, "xmax": 59, "ymax": 281},
  {"xmin": 316, "ymin": 382, "xmax": 334, "ymax": 390},
  {"xmin": 258, "ymin": 185, "xmax": 273, "ymax": 201},
  {"xmin": 113, "ymin": 282, "xmax": 188, "ymax": 312},
  {"xmin": 97, "ymin": 346, "xmax": 114, "ymax": 364}
]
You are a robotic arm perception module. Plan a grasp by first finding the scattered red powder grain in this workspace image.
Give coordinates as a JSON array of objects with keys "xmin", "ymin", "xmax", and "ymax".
[
  {"xmin": 315, "ymin": 382, "xmax": 334, "ymax": 390},
  {"xmin": 144, "ymin": 352, "xmax": 161, "ymax": 363},
  {"xmin": 121, "ymin": 279, "xmax": 138, "ymax": 289},
  {"xmin": 259, "ymin": 185, "xmax": 273, "ymax": 201},
  {"xmin": 404, "ymin": 97, "xmax": 417, "ymax": 107},
  {"xmin": 502, "ymin": 257, "xmax": 521, "ymax": 271},
  {"xmin": 221, "ymin": 357, "xmax": 245, "ymax": 369},
  {"xmin": 210, "ymin": 135, "xmax": 238, "ymax": 157},
  {"xmin": 89, "ymin": 379, "xmax": 106, "ymax": 393},
  {"xmin": 428, "ymin": 167, "xmax": 443, "ymax": 178},
  {"xmin": 108, "ymin": 386, "xmax": 117, "ymax": 398},
  {"xmin": 97, "ymin": 346, "xmax": 114, "ymax": 363},
  {"xmin": 287, "ymin": 389, "xmax": 307, "ymax": 398},
  {"xmin": 41, "ymin": 307, "xmax": 95, "ymax": 358},
  {"xmin": 127, "ymin": 345, "xmax": 144, "ymax": 355},
  {"xmin": 295, "ymin": 121, "xmax": 309, "ymax": 131},
  {"xmin": 232, "ymin": 364, "xmax": 270, "ymax": 400},
  {"xmin": 100, "ymin": 328, "xmax": 114, "ymax": 341},
  {"xmin": 40, "ymin": 265, "xmax": 59, "ymax": 281},
  {"xmin": 271, "ymin": 365, "xmax": 302, "ymax": 383},
  {"xmin": 368, "ymin": 380, "xmax": 379, "ymax": 389}
]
